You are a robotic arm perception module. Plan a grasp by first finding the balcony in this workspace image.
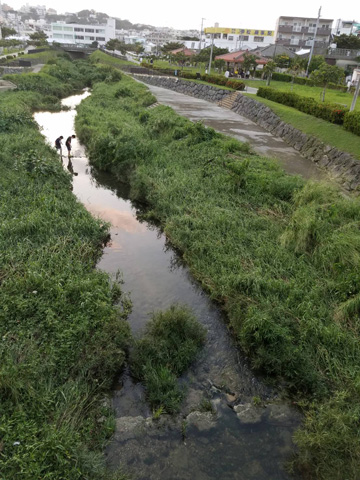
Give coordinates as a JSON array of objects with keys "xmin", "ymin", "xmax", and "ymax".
[
  {"xmin": 290, "ymin": 39, "xmax": 300, "ymax": 45},
  {"xmin": 277, "ymin": 25, "xmax": 294, "ymax": 33},
  {"xmin": 326, "ymin": 48, "xmax": 360, "ymax": 59}
]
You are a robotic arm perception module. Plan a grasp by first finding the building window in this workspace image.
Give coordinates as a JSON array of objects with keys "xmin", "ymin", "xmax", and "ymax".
[
  {"xmin": 95, "ymin": 29, "xmax": 105, "ymax": 33},
  {"xmin": 228, "ymin": 35, "xmax": 234, "ymax": 41},
  {"xmin": 191, "ymin": 42, "xmax": 195, "ymax": 48},
  {"xmin": 246, "ymin": 30, "xmax": 251, "ymax": 34},
  {"xmin": 268, "ymin": 31, "xmax": 272, "ymax": 35},
  {"xmin": 96, "ymin": 37, "xmax": 105, "ymax": 41},
  {"xmin": 85, "ymin": 28, "xmax": 94, "ymax": 32},
  {"xmin": 240, "ymin": 29, "xmax": 245, "ymax": 34},
  {"xmin": 254, "ymin": 30, "xmax": 259, "ymax": 34},
  {"xmin": 239, "ymin": 35, "xmax": 249, "ymax": 41},
  {"xmin": 223, "ymin": 33, "xmax": 227, "ymax": 39},
  {"xmin": 53, "ymin": 33, "xmax": 63, "ymax": 38},
  {"xmin": 64, "ymin": 34, "xmax": 74, "ymax": 39},
  {"xmin": 63, "ymin": 26, "xmax": 73, "ymax": 32},
  {"xmin": 85, "ymin": 36, "xmax": 95, "ymax": 40},
  {"xmin": 52, "ymin": 25, "xmax": 63, "ymax": 31},
  {"xmin": 254, "ymin": 36, "xmax": 264, "ymax": 42},
  {"xmin": 75, "ymin": 35, "xmax": 84, "ymax": 39},
  {"xmin": 260, "ymin": 30, "xmax": 265, "ymax": 35},
  {"xmin": 74, "ymin": 28, "xmax": 84, "ymax": 32}
]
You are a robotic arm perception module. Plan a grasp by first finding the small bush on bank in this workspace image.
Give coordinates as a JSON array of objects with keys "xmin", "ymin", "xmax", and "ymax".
[
  {"xmin": 257, "ymin": 87, "xmax": 348, "ymax": 125},
  {"xmin": 225, "ymin": 79, "xmax": 245, "ymax": 90},
  {"xmin": 131, "ymin": 305, "xmax": 206, "ymax": 412},
  {"xmin": 344, "ymin": 111, "xmax": 360, "ymax": 136}
]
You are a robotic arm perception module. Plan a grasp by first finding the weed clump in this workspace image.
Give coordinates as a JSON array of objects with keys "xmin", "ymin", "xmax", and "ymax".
[{"xmin": 131, "ymin": 305, "xmax": 206, "ymax": 413}]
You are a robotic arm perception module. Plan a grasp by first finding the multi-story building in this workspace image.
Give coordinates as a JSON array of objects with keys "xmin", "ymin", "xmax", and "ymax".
[
  {"xmin": 50, "ymin": 17, "xmax": 115, "ymax": 45},
  {"xmin": 332, "ymin": 19, "xmax": 360, "ymax": 37},
  {"xmin": 201, "ymin": 25, "xmax": 275, "ymax": 51},
  {"xmin": 275, "ymin": 16, "xmax": 333, "ymax": 52}
]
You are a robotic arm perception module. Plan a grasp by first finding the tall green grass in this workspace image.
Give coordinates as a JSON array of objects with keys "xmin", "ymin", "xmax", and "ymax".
[
  {"xmin": 0, "ymin": 58, "xmax": 131, "ymax": 479},
  {"xmin": 131, "ymin": 305, "xmax": 206, "ymax": 413},
  {"xmin": 75, "ymin": 70, "xmax": 360, "ymax": 479}
]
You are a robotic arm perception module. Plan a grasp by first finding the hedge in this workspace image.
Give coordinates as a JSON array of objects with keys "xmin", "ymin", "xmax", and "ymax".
[
  {"xmin": 257, "ymin": 86, "xmax": 348, "ymax": 125},
  {"xmin": 344, "ymin": 111, "xmax": 360, "ymax": 136}
]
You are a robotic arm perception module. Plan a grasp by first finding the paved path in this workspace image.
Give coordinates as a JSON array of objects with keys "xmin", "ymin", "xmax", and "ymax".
[{"xmin": 145, "ymin": 83, "xmax": 326, "ymax": 181}]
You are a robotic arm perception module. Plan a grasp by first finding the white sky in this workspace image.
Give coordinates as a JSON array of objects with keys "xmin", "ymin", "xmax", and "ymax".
[{"xmin": 5, "ymin": 0, "xmax": 358, "ymax": 30}]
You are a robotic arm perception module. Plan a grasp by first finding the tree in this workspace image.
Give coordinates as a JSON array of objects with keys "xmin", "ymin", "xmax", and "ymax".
[
  {"xmin": 263, "ymin": 61, "xmax": 276, "ymax": 86},
  {"xmin": 288, "ymin": 61, "xmax": 304, "ymax": 90},
  {"xmin": 174, "ymin": 51, "xmax": 187, "ymax": 69},
  {"xmin": 195, "ymin": 46, "xmax": 228, "ymax": 63},
  {"xmin": 181, "ymin": 36, "xmax": 199, "ymax": 41},
  {"xmin": 161, "ymin": 42, "xmax": 184, "ymax": 54},
  {"xmin": 214, "ymin": 58, "xmax": 225, "ymax": 72},
  {"xmin": 307, "ymin": 55, "xmax": 326, "ymax": 74},
  {"xmin": 91, "ymin": 41, "xmax": 98, "ymax": 49},
  {"xmin": 310, "ymin": 64, "xmax": 345, "ymax": 101},
  {"xmin": 105, "ymin": 38, "xmax": 127, "ymax": 54},
  {"xmin": 134, "ymin": 42, "xmax": 145, "ymax": 55},
  {"xmin": 242, "ymin": 53, "xmax": 258, "ymax": 76},
  {"xmin": 1, "ymin": 27, "xmax": 16, "ymax": 38},
  {"xmin": 28, "ymin": 31, "xmax": 48, "ymax": 46},
  {"xmin": 333, "ymin": 34, "xmax": 360, "ymax": 50},
  {"xmin": 274, "ymin": 54, "xmax": 291, "ymax": 68}
]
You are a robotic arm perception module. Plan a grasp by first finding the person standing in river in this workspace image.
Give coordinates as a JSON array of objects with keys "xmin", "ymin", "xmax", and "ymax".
[
  {"xmin": 65, "ymin": 135, "xmax": 76, "ymax": 159},
  {"xmin": 55, "ymin": 136, "xmax": 63, "ymax": 159}
]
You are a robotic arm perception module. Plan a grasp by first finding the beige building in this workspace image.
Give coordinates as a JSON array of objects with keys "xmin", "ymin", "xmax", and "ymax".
[{"xmin": 275, "ymin": 16, "xmax": 333, "ymax": 52}]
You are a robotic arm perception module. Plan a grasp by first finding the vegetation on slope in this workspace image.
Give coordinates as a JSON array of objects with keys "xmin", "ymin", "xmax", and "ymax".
[
  {"xmin": 0, "ymin": 58, "xmax": 131, "ymax": 480},
  {"xmin": 75, "ymin": 71, "xmax": 360, "ymax": 479}
]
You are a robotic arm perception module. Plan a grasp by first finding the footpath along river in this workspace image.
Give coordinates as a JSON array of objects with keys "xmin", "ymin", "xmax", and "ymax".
[{"xmin": 35, "ymin": 91, "xmax": 302, "ymax": 480}]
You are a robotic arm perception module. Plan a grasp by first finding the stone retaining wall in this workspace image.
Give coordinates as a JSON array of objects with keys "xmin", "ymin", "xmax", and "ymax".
[
  {"xmin": 231, "ymin": 95, "xmax": 360, "ymax": 191},
  {"xmin": 134, "ymin": 74, "xmax": 232, "ymax": 104},
  {"xmin": 135, "ymin": 74, "xmax": 360, "ymax": 192}
]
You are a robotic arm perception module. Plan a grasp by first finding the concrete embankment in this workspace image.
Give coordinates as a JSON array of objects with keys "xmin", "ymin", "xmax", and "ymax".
[{"xmin": 134, "ymin": 74, "xmax": 360, "ymax": 192}]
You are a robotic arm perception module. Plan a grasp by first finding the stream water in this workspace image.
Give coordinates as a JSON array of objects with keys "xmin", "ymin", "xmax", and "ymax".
[{"xmin": 34, "ymin": 92, "xmax": 302, "ymax": 480}]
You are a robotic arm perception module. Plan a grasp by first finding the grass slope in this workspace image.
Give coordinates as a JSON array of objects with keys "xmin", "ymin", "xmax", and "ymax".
[
  {"xmin": 244, "ymin": 93, "xmax": 360, "ymax": 160},
  {"xmin": 75, "ymin": 71, "xmax": 360, "ymax": 480},
  {"xmin": 0, "ymin": 59, "xmax": 131, "ymax": 480}
]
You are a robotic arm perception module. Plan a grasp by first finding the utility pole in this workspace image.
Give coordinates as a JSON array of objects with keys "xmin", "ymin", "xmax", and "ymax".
[
  {"xmin": 199, "ymin": 17, "xmax": 205, "ymax": 52},
  {"xmin": 306, "ymin": 6, "xmax": 321, "ymax": 76},
  {"xmin": 350, "ymin": 79, "xmax": 360, "ymax": 112},
  {"xmin": 208, "ymin": 34, "xmax": 214, "ymax": 74}
]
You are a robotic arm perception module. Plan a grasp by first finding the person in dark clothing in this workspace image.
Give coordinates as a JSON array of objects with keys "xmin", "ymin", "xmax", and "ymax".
[
  {"xmin": 55, "ymin": 136, "xmax": 63, "ymax": 158},
  {"xmin": 65, "ymin": 134, "xmax": 76, "ymax": 159}
]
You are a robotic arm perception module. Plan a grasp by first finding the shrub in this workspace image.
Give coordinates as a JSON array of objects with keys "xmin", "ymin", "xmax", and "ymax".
[
  {"xmin": 344, "ymin": 111, "xmax": 360, "ymax": 136},
  {"xmin": 257, "ymin": 87, "xmax": 348, "ymax": 125},
  {"xmin": 226, "ymin": 79, "xmax": 245, "ymax": 90}
]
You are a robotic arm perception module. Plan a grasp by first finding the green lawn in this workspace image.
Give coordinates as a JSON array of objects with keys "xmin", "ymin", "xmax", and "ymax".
[
  {"xmin": 243, "ymin": 79, "xmax": 360, "ymax": 111},
  {"xmin": 243, "ymin": 93, "xmax": 360, "ymax": 160},
  {"xmin": 153, "ymin": 59, "xmax": 208, "ymax": 73},
  {"xmin": 89, "ymin": 50, "xmax": 136, "ymax": 66}
]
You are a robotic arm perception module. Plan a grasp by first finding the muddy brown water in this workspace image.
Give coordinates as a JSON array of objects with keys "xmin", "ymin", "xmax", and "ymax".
[{"xmin": 34, "ymin": 92, "xmax": 302, "ymax": 480}]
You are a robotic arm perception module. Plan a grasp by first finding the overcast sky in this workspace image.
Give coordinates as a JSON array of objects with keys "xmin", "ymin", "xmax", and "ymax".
[{"xmin": 6, "ymin": 0, "xmax": 358, "ymax": 30}]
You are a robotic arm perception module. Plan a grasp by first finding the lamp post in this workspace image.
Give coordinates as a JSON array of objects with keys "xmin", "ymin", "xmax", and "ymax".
[
  {"xmin": 199, "ymin": 17, "xmax": 205, "ymax": 52},
  {"xmin": 306, "ymin": 6, "xmax": 322, "ymax": 76},
  {"xmin": 208, "ymin": 33, "xmax": 214, "ymax": 74}
]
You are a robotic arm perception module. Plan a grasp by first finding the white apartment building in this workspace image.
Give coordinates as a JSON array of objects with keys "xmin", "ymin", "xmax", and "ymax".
[
  {"xmin": 50, "ymin": 17, "xmax": 115, "ymax": 45},
  {"xmin": 275, "ymin": 16, "xmax": 333, "ymax": 51}
]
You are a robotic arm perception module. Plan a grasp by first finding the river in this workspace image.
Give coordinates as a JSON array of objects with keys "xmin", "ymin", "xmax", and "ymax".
[{"xmin": 34, "ymin": 91, "xmax": 302, "ymax": 480}]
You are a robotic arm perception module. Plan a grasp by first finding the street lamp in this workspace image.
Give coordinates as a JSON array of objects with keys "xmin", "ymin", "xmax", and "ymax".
[{"xmin": 199, "ymin": 17, "xmax": 205, "ymax": 52}]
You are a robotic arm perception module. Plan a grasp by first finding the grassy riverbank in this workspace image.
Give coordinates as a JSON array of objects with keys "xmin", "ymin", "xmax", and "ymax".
[
  {"xmin": 0, "ymin": 59, "xmax": 131, "ymax": 479},
  {"xmin": 75, "ymin": 68, "xmax": 360, "ymax": 479}
]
